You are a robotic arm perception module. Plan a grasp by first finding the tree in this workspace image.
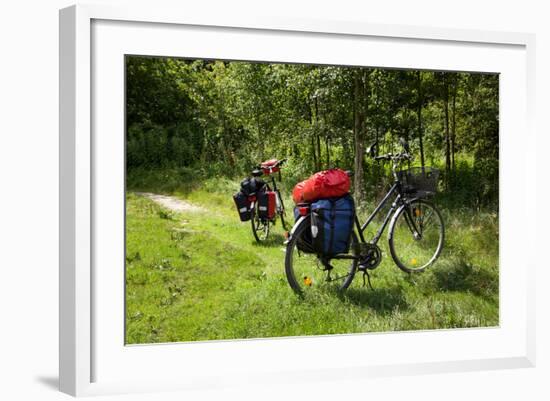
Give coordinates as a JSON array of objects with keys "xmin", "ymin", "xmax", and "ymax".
[
  {"xmin": 125, "ymin": 56, "xmax": 499, "ymax": 209},
  {"xmin": 353, "ymin": 69, "xmax": 369, "ymax": 203}
]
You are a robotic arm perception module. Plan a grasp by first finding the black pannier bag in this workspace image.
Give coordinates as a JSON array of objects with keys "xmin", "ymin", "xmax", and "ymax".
[
  {"xmin": 233, "ymin": 191, "xmax": 251, "ymax": 221},
  {"xmin": 293, "ymin": 207, "xmax": 315, "ymax": 253},
  {"xmin": 240, "ymin": 177, "xmax": 265, "ymax": 196}
]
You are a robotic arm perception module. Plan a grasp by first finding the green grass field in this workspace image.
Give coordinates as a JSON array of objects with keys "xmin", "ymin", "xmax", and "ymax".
[{"xmin": 125, "ymin": 176, "xmax": 499, "ymax": 344}]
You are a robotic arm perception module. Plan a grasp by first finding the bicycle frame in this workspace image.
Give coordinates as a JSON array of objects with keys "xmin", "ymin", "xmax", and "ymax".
[
  {"xmin": 355, "ymin": 182, "xmax": 404, "ymax": 245},
  {"xmin": 285, "ymin": 144, "xmax": 443, "ymax": 291},
  {"xmin": 329, "ymin": 180, "xmax": 421, "ymax": 261},
  {"xmin": 250, "ymin": 159, "xmax": 289, "ymax": 241},
  {"xmin": 250, "ymin": 168, "xmax": 288, "ymax": 235},
  {"xmin": 266, "ymin": 174, "xmax": 286, "ymax": 215}
]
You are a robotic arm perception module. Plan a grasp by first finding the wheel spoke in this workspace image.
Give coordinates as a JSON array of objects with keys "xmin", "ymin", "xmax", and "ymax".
[
  {"xmin": 404, "ymin": 206, "xmax": 420, "ymax": 236},
  {"xmin": 285, "ymin": 219, "xmax": 358, "ymax": 294},
  {"xmin": 420, "ymin": 209, "xmax": 434, "ymax": 231},
  {"xmin": 251, "ymin": 206, "xmax": 270, "ymax": 242},
  {"xmin": 389, "ymin": 200, "xmax": 444, "ymax": 272}
]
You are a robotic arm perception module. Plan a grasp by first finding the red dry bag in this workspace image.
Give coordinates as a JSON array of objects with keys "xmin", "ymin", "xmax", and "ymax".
[
  {"xmin": 292, "ymin": 180, "xmax": 307, "ymax": 204},
  {"xmin": 292, "ymin": 168, "xmax": 350, "ymax": 204}
]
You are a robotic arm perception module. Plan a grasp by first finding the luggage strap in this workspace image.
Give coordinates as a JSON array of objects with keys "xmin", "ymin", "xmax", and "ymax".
[{"xmin": 328, "ymin": 200, "xmax": 336, "ymax": 255}]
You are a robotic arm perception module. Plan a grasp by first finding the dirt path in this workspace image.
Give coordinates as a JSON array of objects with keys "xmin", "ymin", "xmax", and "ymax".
[{"xmin": 136, "ymin": 192, "xmax": 206, "ymax": 213}]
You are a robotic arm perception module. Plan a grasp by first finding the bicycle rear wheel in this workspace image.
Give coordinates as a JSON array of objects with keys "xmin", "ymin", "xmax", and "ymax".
[
  {"xmin": 388, "ymin": 199, "xmax": 444, "ymax": 273},
  {"xmin": 251, "ymin": 203, "xmax": 269, "ymax": 242},
  {"xmin": 285, "ymin": 216, "xmax": 358, "ymax": 295}
]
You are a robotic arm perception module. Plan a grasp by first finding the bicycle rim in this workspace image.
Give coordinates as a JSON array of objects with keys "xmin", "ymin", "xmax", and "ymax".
[
  {"xmin": 285, "ymin": 218, "xmax": 357, "ymax": 294},
  {"xmin": 389, "ymin": 199, "xmax": 444, "ymax": 272},
  {"xmin": 251, "ymin": 206, "xmax": 269, "ymax": 242}
]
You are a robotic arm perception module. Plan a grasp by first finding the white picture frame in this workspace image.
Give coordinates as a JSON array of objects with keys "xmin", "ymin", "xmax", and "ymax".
[{"xmin": 59, "ymin": 4, "xmax": 536, "ymax": 397}]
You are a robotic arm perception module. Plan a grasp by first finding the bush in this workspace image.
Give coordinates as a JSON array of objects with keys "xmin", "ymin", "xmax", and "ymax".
[
  {"xmin": 438, "ymin": 156, "xmax": 498, "ymax": 211},
  {"xmin": 127, "ymin": 167, "xmax": 201, "ymax": 194},
  {"xmin": 127, "ymin": 123, "xmax": 205, "ymax": 170}
]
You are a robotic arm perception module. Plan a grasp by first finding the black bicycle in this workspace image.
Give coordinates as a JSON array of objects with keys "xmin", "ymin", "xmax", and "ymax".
[
  {"xmin": 285, "ymin": 139, "xmax": 445, "ymax": 294},
  {"xmin": 249, "ymin": 159, "xmax": 289, "ymax": 242}
]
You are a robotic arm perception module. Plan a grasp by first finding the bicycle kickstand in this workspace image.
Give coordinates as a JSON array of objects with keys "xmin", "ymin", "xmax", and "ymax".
[{"xmin": 362, "ymin": 270, "xmax": 374, "ymax": 290}]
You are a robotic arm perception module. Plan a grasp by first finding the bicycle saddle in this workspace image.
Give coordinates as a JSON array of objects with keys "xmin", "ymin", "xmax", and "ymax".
[{"xmin": 251, "ymin": 169, "xmax": 263, "ymax": 177}]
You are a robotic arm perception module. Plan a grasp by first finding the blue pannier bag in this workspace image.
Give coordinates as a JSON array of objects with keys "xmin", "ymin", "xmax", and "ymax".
[{"xmin": 310, "ymin": 195, "xmax": 355, "ymax": 255}]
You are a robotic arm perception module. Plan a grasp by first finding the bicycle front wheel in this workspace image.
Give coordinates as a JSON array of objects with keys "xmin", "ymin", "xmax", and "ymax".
[
  {"xmin": 388, "ymin": 198, "xmax": 444, "ymax": 273},
  {"xmin": 285, "ymin": 216, "xmax": 358, "ymax": 295}
]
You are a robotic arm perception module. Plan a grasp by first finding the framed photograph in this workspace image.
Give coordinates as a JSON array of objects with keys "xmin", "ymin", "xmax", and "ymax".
[{"xmin": 59, "ymin": 4, "xmax": 536, "ymax": 396}]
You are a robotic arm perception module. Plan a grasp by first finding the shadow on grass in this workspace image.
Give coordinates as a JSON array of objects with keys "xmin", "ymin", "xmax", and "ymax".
[
  {"xmin": 338, "ymin": 285, "xmax": 409, "ymax": 315},
  {"xmin": 431, "ymin": 259, "xmax": 498, "ymax": 299},
  {"xmin": 251, "ymin": 232, "xmax": 286, "ymax": 248}
]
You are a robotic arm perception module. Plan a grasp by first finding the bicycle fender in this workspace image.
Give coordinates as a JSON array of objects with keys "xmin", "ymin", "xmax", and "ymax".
[
  {"xmin": 286, "ymin": 215, "xmax": 309, "ymax": 244},
  {"xmin": 388, "ymin": 197, "xmax": 427, "ymax": 241}
]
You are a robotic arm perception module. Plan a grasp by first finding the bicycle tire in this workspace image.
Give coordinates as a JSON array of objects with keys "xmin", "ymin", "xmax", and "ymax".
[
  {"xmin": 285, "ymin": 216, "xmax": 358, "ymax": 295},
  {"xmin": 388, "ymin": 198, "xmax": 444, "ymax": 273},
  {"xmin": 251, "ymin": 202, "xmax": 270, "ymax": 243}
]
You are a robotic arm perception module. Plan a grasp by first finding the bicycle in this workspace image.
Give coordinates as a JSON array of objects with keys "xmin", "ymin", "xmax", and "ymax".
[
  {"xmin": 284, "ymin": 139, "xmax": 445, "ymax": 294},
  {"xmin": 249, "ymin": 158, "xmax": 289, "ymax": 243}
]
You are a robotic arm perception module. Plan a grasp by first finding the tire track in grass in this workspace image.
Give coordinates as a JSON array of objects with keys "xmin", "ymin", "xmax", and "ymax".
[
  {"xmin": 132, "ymin": 192, "xmax": 277, "ymax": 341},
  {"xmin": 137, "ymin": 191, "xmax": 285, "ymax": 263},
  {"xmin": 135, "ymin": 192, "xmax": 206, "ymax": 213}
]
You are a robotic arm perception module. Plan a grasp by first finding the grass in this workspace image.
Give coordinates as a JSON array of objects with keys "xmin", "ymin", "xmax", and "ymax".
[{"xmin": 125, "ymin": 175, "xmax": 499, "ymax": 344}]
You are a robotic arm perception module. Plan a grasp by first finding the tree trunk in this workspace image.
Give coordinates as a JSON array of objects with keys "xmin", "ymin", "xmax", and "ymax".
[
  {"xmin": 314, "ymin": 97, "xmax": 321, "ymax": 171},
  {"xmin": 311, "ymin": 135, "xmax": 317, "ymax": 172},
  {"xmin": 316, "ymin": 134, "xmax": 322, "ymax": 171},
  {"xmin": 341, "ymin": 135, "xmax": 351, "ymax": 170},
  {"xmin": 451, "ymin": 78, "xmax": 457, "ymax": 173},
  {"xmin": 353, "ymin": 70, "xmax": 368, "ymax": 203},
  {"xmin": 166, "ymin": 126, "xmax": 175, "ymax": 165},
  {"xmin": 417, "ymin": 71, "xmax": 426, "ymax": 170},
  {"xmin": 321, "ymin": 100, "xmax": 330, "ymax": 169},
  {"xmin": 375, "ymin": 126, "xmax": 381, "ymax": 181},
  {"xmin": 308, "ymin": 100, "xmax": 317, "ymax": 172},
  {"xmin": 443, "ymin": 76, "xmax": 451, "ymax": 188},
  {"xmin": 255, "ymin": 115, "xmax": 264, "ymax": 160},
  {"xmin": 219, "ymin": 102, "xmax": 234, "ymax": 167},
  {"xmin": 325, "ymin": 135, "xmax": 330, "ymax": 168}
]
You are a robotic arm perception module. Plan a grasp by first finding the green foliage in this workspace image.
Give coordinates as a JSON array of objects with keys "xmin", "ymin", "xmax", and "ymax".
[
  {"xmin": 126, "ymin": 167, "xmax": 200, "ymax": 195},
  {"xmin": 126, "ymin": 56, "xmax": 498, "ymax": 209}
]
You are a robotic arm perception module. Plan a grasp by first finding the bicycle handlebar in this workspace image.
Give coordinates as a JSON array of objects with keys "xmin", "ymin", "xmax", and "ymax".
[
  {"xmin": 374, "ymin": 152, "xmax": 411, "ymax": 162},
  {"xmin": 258, "ymin": 158, "xmax": 287, "ymax": 169},
  {"xmin": 253, "ymin": 158, "xmax": 287, "ymax": 176}
]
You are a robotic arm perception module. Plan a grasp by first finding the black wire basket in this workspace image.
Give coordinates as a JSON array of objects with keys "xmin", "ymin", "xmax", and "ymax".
[{"xmin": 396, "ymin": 167, "xmax": 440, "ymax": 196}]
